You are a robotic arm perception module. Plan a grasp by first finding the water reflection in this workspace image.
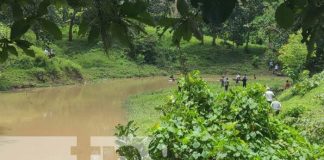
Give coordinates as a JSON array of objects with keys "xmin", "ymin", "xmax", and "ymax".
[{"xmin": 0, "ymin": 77, "xmax": 173, "ymax": 136}]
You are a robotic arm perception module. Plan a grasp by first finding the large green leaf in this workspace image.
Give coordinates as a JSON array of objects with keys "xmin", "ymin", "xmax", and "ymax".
[
  {"xmin": 87, "ymin": 25, "xmax": 100, "ymax": 43},
  {"xmin": 37, "ymin": 0, "xmax": 51, "ymax": 16},
  {"xmin": 110, "ymin": 22, "xmax": 132, "ymax": 47},
  {"xmin": 275, "ymin": 3, "xmax": 295, "ymax": 29},
  {"xmin": 11, "ymin": 2, "xmax": 23, "ymax": 20},
  {"xmin": 10, "ymin": 19, "xmax": 31, "ymax": 40},
  {"xmin": 23, "ymin": 48, "xmax": 35, "ymax": 57},
  {"xmin": 199, "ymin": 0, "xmax": 237, "ymax": 25},
  {"xmin": 121, "ymin": 0, "xmax": 147, "ymax": 17},
  {"xmin": 7, "ymin": 45, "xmax": 18, "ymax": 56},
  {"xmin": 15, "ymin": 40, "xmax": 32, "ymax": 49},
  {"xmin": 38, "ymin": 18, "xmax": 62, "ymax": 40},
  {"xmin": 0, "ymin": 50, "xmax": 8, "ymax": 62},
  {"xmin": 177, "ymin": 0, "xmax": 190, "ymax": 16},
  {"xmin": 78, "ymin": 18, "xmax": 90, "ymax": 36}
]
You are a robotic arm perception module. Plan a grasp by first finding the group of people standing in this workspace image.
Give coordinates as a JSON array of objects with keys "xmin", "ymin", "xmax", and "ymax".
[
  {"xmin": 219, "ymin": 74, "xmax": 283, "ymax": 115},
  {"xmin": 220, "ymin": 73, "xmax": 248, "ymax": 91}
]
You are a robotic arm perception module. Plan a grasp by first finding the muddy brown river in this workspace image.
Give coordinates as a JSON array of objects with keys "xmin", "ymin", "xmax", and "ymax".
[{"xmin": 0, "ymin": 77, "xmax": 173, "ymax": 137}]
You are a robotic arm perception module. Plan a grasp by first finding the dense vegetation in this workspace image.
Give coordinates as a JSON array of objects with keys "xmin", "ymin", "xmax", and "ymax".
[
  {"xmin": 121, "ymin": 71, "xmax": 323, "ymax": 159},
  {"xmin": 0, "ymin": 0, "xmax": 323, "ymax": 159}
]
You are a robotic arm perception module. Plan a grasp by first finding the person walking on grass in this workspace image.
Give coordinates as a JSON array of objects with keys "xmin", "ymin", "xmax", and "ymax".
[
  {"xmin": 264, "ymin": 87, "xmax": 275, "ymax": 104},
  {"xmin": 224, "ymin": 77, "xmax": 229, "ymax": 91},
  {"xmin": 269, "ymin": 61, "xmax": 274, "ymax": 71},
  {"xmin": 242, "ymin": 74, "xmax": 247, "ymax": 88},
  {"xmin": 220, "ymin": 76, "xmax": 225, "ymax": 87},
  {"xmin": 284, "ymin": 80, "xmax": 291, "ymax": 89},
  {"xmin": 274, "ymin": 64, "xmax": 279, "ymax": 74},
  {"xmin": 271, "ymin": 99, "xmax": 282, "ymax": 115}
]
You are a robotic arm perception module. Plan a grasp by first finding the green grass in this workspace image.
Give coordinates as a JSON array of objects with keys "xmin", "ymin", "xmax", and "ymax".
[
  {"xmin": 279, "ymin": 83, "xmax": 324, "ymax": 120},
  {"xmin": 125, "ymin": 75, "xmax": 288, "ymax": 135}
]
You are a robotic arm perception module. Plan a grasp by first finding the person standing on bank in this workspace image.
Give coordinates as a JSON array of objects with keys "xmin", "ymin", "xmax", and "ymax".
[
  {"xmin": 242, "ymin": 74, "xmax": 247, "ymax": 88},
  {"xmin": 220, "ymin": 76, "xmax": 225, "ymax": 87},
  {"xmin": 224, "ymin": 77, "xmax": 229, "ymax": 91},
  {"xmin": 236, "ymin": 73, "xmax": 241, "ymax": 84}
]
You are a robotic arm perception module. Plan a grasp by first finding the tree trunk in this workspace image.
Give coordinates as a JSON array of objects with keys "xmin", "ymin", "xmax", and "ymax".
[
  {"xmin": 68, "ymin": 10, "xmax": 77, "ymax": 42},
  {"xmin": 94, "ymin": 0, "xmax": 111, "ymax": 52},
  {"xmin": 200, "ymin": 36, "xmax": 204, "ymax": 45},
  {"xmin": 245, "ymin": 31, "xmax": 250, "ymax": 53},
  {"xmin": 245, "ymin": 31, "xmax": 250, "ymax": 50},
  {"xmin": 212, "ymin": 35, "xmax": 216, "ymax": 46}
]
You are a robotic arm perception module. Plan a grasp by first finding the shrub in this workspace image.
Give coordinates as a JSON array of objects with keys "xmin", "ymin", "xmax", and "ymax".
[
  {"xmin": 131, "ymin": 37, "xmax": 159, "ymax": 64},
  {"xmin": 252, "ymin": 55, "xmax": 260, "ymax": 68},
  {"xmin": 0, "ymin": 74, "xmax": 12, "ymax": 90},
  {"xmin": 148, "ymin": 71, "xmax": 318, "ymax": 159},
  {"xmin": 281, "ymin": 106, "xmax": 306, "ymax": 119},
  {"xmin": 11, "ymin": 56, "xmax": 34, "ymax": 69},
  {"xmin": 292, "ymin": 71, "xmax": 324, "ymax": 95},
  {"xmin": 34, "ymin": 54, "xmax": 49, "ymax": 68},
  {"xmin": 278, "ymin": 34, "xmax": 308, "ymax": 82},
  {"xmin": 30, "ymin": 68, "xmax": 48, "ymax": 82}
]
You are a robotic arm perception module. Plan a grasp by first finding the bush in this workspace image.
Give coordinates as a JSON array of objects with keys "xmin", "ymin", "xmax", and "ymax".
[
  {"xmin": 281, "ymin": 106, "xmax": 306, "ymax": 119},
  {"xmin": 131, "ymin": 37, "xmax": 159, "ymax": 64},
  {"xmin": 60, "ymin": 59, "xmax": 83, "ymax": 80},
  {"xmin": 252, "ymin": 55, "xmax": 260, "ymax": 68},
  {"xmin": 292, "ymin": 71, "xmax": 324, "ymax": 95},
  {"xmin": 278, "ymin": 34, "xmax": 308, "ymax": 82},
  {"xmin": 0, "ymin": 74, "xmax": 12, "ymax": 90},
  {"xmin": 11, "ymin": 56, "xmax": 34, "ymax": 69},
  {"xmin": 148, "ymin": 71, "xmax": 318, "ymax": 159},
  {"xmin": 30, "ymin": 68, "xmax": 48, "ymax": 82}
]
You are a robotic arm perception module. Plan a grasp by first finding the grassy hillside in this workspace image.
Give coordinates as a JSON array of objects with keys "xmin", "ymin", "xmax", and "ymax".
[
  {"xmin": 278, "ymin": 73, "xmax": 324, "ymax": 144},
  {"xmin": 0, "ymin": 25, "xmax": 271, "ymax": 90},
  {"xmin": 279, "ymin": 83, "xmax": 324, "ymax": 119}
]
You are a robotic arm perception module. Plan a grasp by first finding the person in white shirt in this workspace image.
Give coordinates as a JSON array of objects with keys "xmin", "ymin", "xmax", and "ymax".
[
  {"xmin": 236, "ymin": 73, "xmax": 241, "ymax": 84},
  {"xmin": 44, "ymin": 48, "xmax": 49, "ymax": 56},
  {"xmin": 264, "ymin": 88, "xmax": 275, "ymax": 103},
  {"xmin": 271, "ymin": 99, "xmax": 282, "ymax": 115}
]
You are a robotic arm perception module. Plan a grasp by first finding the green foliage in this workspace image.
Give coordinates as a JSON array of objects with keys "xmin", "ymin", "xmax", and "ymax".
[
  {"xmin": 148, "ymin": 71, "xmax": 318, "ymax": 159},
  {"xmin": 279, "ymin": 34, "xmax": 308, "ymax": 82},
  {"xmin": 275, "ymin": 0, "xmax": 324, "ymax": 74},
  {"xmin": 281, "ymin": 105, "xmax": 306, "ymax": 119},
  {"xmin": 115, "ymin": 121, "xmax": 139, "ymax": 137},
  {"xmin": 292, "ymin": 71, "xmax": 324, "ymax": 95},
  {"xmin": 132, "ymin": 37, "xmax": 159, "ymax": 64},
  {"xmin": 314, "ymin": 93, "xmax": 324, "ymax": 105},
  {"xmin": 251, "ymin": 55, "xmax": 260, "ymax": 68}
]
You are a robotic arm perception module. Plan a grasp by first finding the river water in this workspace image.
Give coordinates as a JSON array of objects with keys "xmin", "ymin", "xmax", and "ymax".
[{"xmin": 0, "ymin": 77, "xmax": 173, "ymax": 137}]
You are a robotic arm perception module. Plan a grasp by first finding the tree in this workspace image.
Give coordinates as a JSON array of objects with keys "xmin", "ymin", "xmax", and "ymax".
[
  {"xmin": 275, "ymin": 0, "xmax": 324, "ymax": 74},
  {"xmin": 226, "ymin": 0, "xmax": 264, "ymax": 49},
  {"xmin": 279, "ymin": 34, "xmax": 308, "ymax": 82}
]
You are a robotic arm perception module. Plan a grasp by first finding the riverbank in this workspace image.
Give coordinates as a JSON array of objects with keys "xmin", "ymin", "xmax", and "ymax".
[{"xmin": 0, "ymin": 25, "xmax": 270, "ymax": 91}]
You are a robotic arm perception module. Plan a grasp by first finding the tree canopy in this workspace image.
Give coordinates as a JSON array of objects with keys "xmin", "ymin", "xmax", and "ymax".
[{"xmin": 0, "ymin": 0, "xmax": 323, "ymax": 71}]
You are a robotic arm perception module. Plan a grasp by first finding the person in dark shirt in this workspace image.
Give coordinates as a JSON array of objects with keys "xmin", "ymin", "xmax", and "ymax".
[
  {"xmin": 220, "ymin": 76, "xmax": 225, "ymax": 87},
  {"xmin": 242, "ymin": 74, "xmax": 247, "ymax": 88},
  {"xmin": 224, "ymin": 77, "xmax": 229, "ymax": 91}
]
